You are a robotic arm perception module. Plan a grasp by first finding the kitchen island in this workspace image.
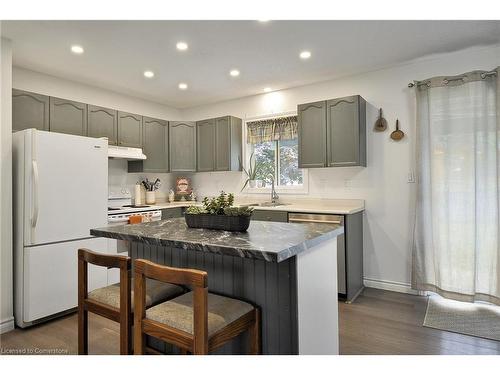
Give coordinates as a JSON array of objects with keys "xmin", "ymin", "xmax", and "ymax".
[{"xmin": 91, "ymin": 218, "xmax": 343, "ymax": 354}]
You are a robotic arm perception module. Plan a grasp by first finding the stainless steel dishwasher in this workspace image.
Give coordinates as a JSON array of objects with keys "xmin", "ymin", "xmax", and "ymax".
[{"xmin": 288, "ymin": 213, "xmax": 348, "ymax": 299}]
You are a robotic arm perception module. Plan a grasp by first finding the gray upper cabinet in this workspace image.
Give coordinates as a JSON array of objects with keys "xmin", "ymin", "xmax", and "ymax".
[
  {"xmin": 129, "ymin": 117, "xmax": 169, "ymax": 173},
  {"xmin": 298, "ymin": 101, "xmax": 327, "ymax": 168},
  {"xmin": 196, "ymin": 119, "xmax": 216, "ymax": 172},
  {"xmin": 118, "ymin": 111, "xmax": 143, "ymax": 148},
  {"xmin": 298, "ymin": 95, "xmax": 367, "ymax": 168},
  {"xmin": 169, "ymin": 121, "xmax": 196, "ymax": 172},
  {"xmin": 49, "ymin": 97, "xmax": 87, "ymax": 136},
  {"xmin": 215, "ymin": 116, "xmax": 242, "ymax": 171},
  {"xmin": 87, "ymin": 105, "xmax": 117, "ymax": 144},
  {"xmin": 327, "ymin": 95, "xmax": 366, "ymax": 167},
  {"xmin": 12, "ymin": 89, "xmax": 50, "ymax": 132},
  {"xmin": 195, "ymin": 115, "xmax": 242, "ymax": 173}
]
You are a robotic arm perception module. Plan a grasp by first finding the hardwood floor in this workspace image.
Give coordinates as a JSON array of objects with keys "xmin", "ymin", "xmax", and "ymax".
[
  {"xmin": 2, "ymin": 288, "xmax": 499, "ymax": 355},
  {"xmin": 339, "ymin": 288, "xmax": 500, "ymax": 355}
]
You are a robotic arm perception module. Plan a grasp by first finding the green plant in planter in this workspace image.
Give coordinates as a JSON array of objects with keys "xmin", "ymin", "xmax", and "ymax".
[
  {"xmin": 239, "ymin": 152, "xmax": 260, "ymax": 191},
  {"xmin": 186, "ymin": 191, "xmax": 250, "ymax": 216},
  {"xmin": 223, "ymin": 206, "xmax": 254, "ymax": 217}
]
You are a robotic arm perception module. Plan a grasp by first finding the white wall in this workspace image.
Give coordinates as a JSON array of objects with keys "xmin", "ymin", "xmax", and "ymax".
[
  {"xmin": 182, "ymin": 45, "xmax": 500, "ymax": 291},
  {"xmin": 13, "ymin": 67, "xmax": 182, "ymax": 121},
  {"xmin": 0, "ymin": 36, "xmax": 14, "ymax": 333}
]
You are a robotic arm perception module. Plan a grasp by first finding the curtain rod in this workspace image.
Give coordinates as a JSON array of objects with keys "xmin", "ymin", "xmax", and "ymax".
[{"xmin": 408, "ymin": 69, "xmax": 497, "ymax": 88}]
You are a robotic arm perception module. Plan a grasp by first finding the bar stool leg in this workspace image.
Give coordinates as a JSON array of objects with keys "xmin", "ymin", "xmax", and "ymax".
[
  {"xmin": 78, "ymin": 307, "xmax": 88, "ymax": 354},
  {"xmin": 120, "ymin": 319, "xmax": 130, "ymax": 355},
  {"xmin": 249, "ymin": 308, "xmax": 261, "ymax": 354}
]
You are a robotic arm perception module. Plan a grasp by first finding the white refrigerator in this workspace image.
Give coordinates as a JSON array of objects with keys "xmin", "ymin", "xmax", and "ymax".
[{"xmin": 13, "ymin": 129, "xmax": 109, "ymax": 327}]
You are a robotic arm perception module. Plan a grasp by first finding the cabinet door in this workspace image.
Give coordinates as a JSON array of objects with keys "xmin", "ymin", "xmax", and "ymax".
[
  {"xmin": 142, "ymin": 117, "xmax": 169, "ymax": 173},
  {"xmin": 87, "ymin": 105, "xmax": 117, "ymax": 144},
  {"xmin": 169, "ymin": 121, "xmax": 196, "ymax": 172},
  {"xmin": 196, "ymin": 119, "xmax": 216, "ymax": 172},
  {"xmin": 49, "ymin": 97, "xmax": 87, "ymax": 136},
  {"xmin": 327, "ymin": 96, "xmax": 365, "ymax": 167},
  {"xmin": 118, "ymin": 111, "xmax": 143, "ymax": 148},
  {"xmin": 12, "ymin": 89, "xmax": 50, "ymax": 132},
  {"xmin": 297, "ymin": 101, "xmax": 327, "ymax": 168},
  {"xmin": 215, "ymin": 116, "xmax": 231, "ymax": 171},
  {"xmin": 251, "ymin": 210, "xmax": 288, "ymax": 222}
]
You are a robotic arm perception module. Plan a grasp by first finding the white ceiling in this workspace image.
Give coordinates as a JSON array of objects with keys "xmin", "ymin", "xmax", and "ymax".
[{"xmin": 2, "ymin": 20, "xmax": 500, "ymax": 108}]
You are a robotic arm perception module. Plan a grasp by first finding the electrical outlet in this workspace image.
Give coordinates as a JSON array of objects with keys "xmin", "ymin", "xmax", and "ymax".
[{"xmin": 407, "ymin": 172, "xmax": 416, "ymax": 183}]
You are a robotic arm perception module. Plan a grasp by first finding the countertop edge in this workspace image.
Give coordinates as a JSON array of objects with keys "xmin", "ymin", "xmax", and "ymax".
[{"xmin": 90, "ymin": 223, "xmax": 344, "ymax": 263}]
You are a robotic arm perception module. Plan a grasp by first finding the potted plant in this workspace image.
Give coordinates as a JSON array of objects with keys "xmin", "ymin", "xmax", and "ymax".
[
  {"xmin": 185, "ymin": 191, "xmax": 254, "ymax": 232},
  {"xmin": 240, "ymin": 152, "xmax": 263, "ymax": 190}
]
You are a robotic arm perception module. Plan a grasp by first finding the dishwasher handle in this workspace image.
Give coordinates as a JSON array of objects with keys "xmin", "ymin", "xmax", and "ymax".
[
  {"xmin": 289, "ymin": 218, "xmax": 342, "ymax": 224},
  {"xmin": 288, "ymin": 213, "xmax": 344, "ymax": 225}
]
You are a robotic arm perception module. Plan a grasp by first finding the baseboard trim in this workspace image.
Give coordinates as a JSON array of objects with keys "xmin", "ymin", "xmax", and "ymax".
[
  {"xmin": 0, "ymin": 317, "xmax": 15, "ymax": 334},
  {"xmin": 363, "ymin": 278, "xmax": 419, "ymax": 295}
]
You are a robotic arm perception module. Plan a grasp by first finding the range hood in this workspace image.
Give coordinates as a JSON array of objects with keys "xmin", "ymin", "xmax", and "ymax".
[{"xmin": 108, "ymin": 145, "xmax": 147, "ymax": 160}]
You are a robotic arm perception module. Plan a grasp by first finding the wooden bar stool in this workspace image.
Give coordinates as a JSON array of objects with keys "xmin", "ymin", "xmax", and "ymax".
[
  {"xmin": 133, "ymin": 259, "xmax": 261, "ymax": 355},
  {"xmin": 78, "ymin": 249, "xmax": 184, "ymax": 354}
]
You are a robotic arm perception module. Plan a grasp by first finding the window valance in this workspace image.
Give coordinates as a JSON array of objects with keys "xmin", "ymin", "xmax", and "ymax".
[{"xmin": 246, "ymin": 115, "xmax": 298, "ymax": 144}]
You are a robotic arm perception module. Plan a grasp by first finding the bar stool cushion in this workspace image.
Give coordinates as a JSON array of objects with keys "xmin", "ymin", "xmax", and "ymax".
[
  {"xmin": 88, "ymin": 279, "xmax": 183, "ymax": 311},
  {"xmin": 145, "ymin": 291, "xmax": 254, "ymax": 336}
]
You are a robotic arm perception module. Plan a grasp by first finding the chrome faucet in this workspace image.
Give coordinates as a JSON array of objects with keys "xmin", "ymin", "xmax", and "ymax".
[{"xmin": 269, "ymin": 175, "xmax": 279, "ymax": 203}]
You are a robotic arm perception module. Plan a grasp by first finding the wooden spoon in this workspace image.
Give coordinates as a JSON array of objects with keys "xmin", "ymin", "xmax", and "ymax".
[
  {"xmin": 374, "ymin": 108, "xmax": 387, "ymax": 132},
  {"xmin": 390, "ymin": 119, "xmax": 404, "ymax": 141}
]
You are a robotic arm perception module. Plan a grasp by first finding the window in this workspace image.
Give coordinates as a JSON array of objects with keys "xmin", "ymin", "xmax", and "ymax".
[
  {"xmin": 244, "ymin": 114, "xmax": 305, "ymax": 191},
  {"xmin": 253, "ymin": 139, "xmax": 303, "ymax": 187}
]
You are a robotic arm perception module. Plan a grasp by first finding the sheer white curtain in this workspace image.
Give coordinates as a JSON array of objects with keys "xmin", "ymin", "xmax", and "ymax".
[{"xmin": 412, "ymin": 68, "xmax": 500, "ymax": 305}]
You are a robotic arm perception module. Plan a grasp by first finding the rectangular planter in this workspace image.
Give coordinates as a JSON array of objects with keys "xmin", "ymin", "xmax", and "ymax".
[{"xmin": 185, "ymin": 213, "xmax": 252, "ymax": 232}]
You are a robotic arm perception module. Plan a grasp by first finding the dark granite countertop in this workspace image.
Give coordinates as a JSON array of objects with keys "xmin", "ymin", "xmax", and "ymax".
[{"xmin": 90, "ymin": 218, "xmax": 344, "ymax": 262}]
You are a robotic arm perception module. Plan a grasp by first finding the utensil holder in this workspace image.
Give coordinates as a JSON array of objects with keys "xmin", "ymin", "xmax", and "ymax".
[{"xmin": 145, "ymin": 191, "xmax": 156, "ymax": 204}]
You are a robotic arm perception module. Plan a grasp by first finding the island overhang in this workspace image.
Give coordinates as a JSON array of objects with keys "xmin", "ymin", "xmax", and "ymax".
[{"xmin": 90, "ymin": 217, "xmax": 344, "ymax": 263}]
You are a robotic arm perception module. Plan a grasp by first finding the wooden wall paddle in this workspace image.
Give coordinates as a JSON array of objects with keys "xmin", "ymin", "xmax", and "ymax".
[
  {"xmin": 374, "ymin": 108, "xmax": 387, "ymax": 132},
  {"xmin": 390, "ymin": 119, "xmax": 404, "ymax": 141}
]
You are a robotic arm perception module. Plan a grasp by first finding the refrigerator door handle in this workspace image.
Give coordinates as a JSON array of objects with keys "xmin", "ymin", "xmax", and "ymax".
[{"xmin": 32, "ymin": 160, "xmax": 39, "ymax": 228}]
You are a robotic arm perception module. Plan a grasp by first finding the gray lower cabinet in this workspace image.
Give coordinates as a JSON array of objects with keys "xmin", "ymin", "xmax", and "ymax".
[
  {"xmin": 298, "ymin": 95, "xmax": 367, "ymax": 168},
  {"xmin": 327, "ymin": 96, "xmax": 366, "ymax": 167},
  {"xmin": 298, "ymin": 101, "xmax": 327, "ymax": 168},
  {"xmin": 118, "ymin": 111, "xmax": 143, "ymax": 148},
  {"xmin": 128, "ymin": 117, "xmax": 169, "ymax": 173},
  {"xmin": 49, "ymin": 97, "xmax": 87, "ymax": 136},
  {"xmin": 251, "ymin": 210, "xmax": 288, "ymax": 222},
  {"xmin": 161, "ymin": 207, "xmax": 184, "ymax": 219},
  {"xmin": 12, "ymin": 89, "xmax": 50, "ymax": 132},
  {"xmin": 87, "ymin": 105, "xmax": 117, "ymax": 144},
  {"xmin": 215, "ymin": 116, "xmax": 242, "ymax": 171},
  {"xmin": 196, "ymin": 119, "xmax": 216, "ymax": 171},
  {"xmin": 169, "ymin": 121, "xmax": 196, "ymax": 172}
]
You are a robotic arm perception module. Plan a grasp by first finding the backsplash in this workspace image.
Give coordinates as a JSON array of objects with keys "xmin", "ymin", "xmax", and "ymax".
[{"xmin": 108, "ymin": 159, "xmax": 177, "ymax": 201}]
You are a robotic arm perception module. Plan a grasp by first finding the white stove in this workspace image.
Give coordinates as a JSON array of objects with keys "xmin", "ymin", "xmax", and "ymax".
[
  {"xmin": 106, "ymin": 186, "xmax": 162, "ymax": 284},
  {"xmin": 108, "ymin": 186, "xmax": 161, "ymax": 225},
  {"xmin": 107, "ymin": 186, "xmax": 162, "ymax": 224}
]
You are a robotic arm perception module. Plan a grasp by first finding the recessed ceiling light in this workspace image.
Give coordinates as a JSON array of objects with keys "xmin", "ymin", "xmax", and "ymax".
[
  {"xmin": 230, "ymin": 69, "xmax": 240, "ymax": 77},
  {"xmin": 176, "ymin": 41, "xmax": 188, "ymax": 51},
  {"xmin": 263, "ymin": 87, "xmax": 272, "ymax": 93},
  {"xmin": 143, "ymin": 71, "xmax": 155, "ymax": 78},
  {"xmin": 300, "ymin": 50, "xmax": 311, "ymax": 59},
  {"xmin": 178, "ymin": 83, "xmax": 188, "ymax": 90},
  {"xmin": 70, "ymin": 45, "xmax": 84, "ymax": 54}
]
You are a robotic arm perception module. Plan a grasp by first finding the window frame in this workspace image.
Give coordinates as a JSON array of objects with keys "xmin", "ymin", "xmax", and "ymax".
[{"xmin": 242, "ymin": 112, "xmax": 309, "ymax": 195}]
